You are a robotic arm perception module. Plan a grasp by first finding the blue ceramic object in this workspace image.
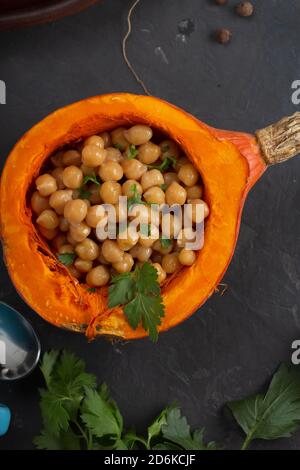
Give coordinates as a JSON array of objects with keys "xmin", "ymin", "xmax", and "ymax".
[
  {"xmin": 0, "ymin": 302, "xmax": 41, "ymax": 381},
  {"xmin": 0, "ymin": 404, "xmax": 11, "ymax": 437}
]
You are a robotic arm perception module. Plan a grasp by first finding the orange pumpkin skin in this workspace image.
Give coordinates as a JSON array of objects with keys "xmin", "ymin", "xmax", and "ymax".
[{"xmin": 0, "ymin": 94, "xmax": 266, "ymax": 339}]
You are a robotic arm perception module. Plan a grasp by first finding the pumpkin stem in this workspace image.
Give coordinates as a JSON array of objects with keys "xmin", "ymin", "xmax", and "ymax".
[{"xmin": 256, "ymin": 112, "xmax": 300, "ymax": 165}]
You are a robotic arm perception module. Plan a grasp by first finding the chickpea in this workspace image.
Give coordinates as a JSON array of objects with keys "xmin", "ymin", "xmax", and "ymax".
[
  {"xmin": 102, "ymin": 240, "xmax": 124, "ymax": 263},
  {"xmin": 122, "ymin": 180, "xmax": 143, "ymax": 198},
  {"xmin": 89, "ymin": 183, "xmax": 102, "ymax": 204},
  {"xmin": 151, "ymin": 252, "xmax": 163, "ymax": 264},
  {"xmin": 162, "ymin": 253, "xmax": 181, "ymax": 274},
  {"xmin": 99, "ymin": 132, "xmax": 112, "ymax": 148},
  {"xmin": 130, "ymin": 244, "xmax": 152, "ymax": 263},
  {"xmin": 177, "ymin": 228, "xmax": 196, "ymax": 248},
  {"xmin": 99, "ymin": 161, "xmax": 123, "ymax": 182},
  {"xmin": 51, "ymin": 151, "xmax": 64, "ymax": 168},
  {"xmin": 137, "ymin": 142, "xmax": 161, "ymax": 165},
  {"xmin": 161, "ymin": 213, "xmax": 181, "ymax": 238},
  {"xmin": 36, "ymin": 209, "xmax": 59, "ymax": 229},
  {"xmin": 117, "ymin": 231, "xmax": 139, "ymax": 251},
  {"xmin": 69, "ymin": 222, "xmax": 91, "ymax": 242},
  {"xmin": 64, "ymin": 199, "xmax": 87, "ymax": 224},
  {"xmin": 115, "ymin": 202, "xmax": 127, "ymax": 222},
  {"xmin": 186, "ymin": 185, "xmax": 203, "ymax": 200},
  {"xmin": 124, "ymin": 125, "xmax": 153, "ymax": 145},
  {"xmin": 75, "ymin": 238, "xmax": 100, "ymax": 261},
  {"xmin": 52, "ymin": 234, "xmax": 67, "ymax": 251},
  {"xmin": 31, "ymin": 191, "xmax": 50, "ymax": 214},
  {"xmin": 159, "ymin": 140, "xmax": 180, "ymax": 160},
  {"xmin": 49, "ymin": 189, "xmax": 73, "ymax": 215},
  {"xmin": 97, "ymin": 249, "xmax": 110, "ymax": 265},
  {"xmin": 165, "ymin": 182, "xmax": 187, "ymax": 206},
  {"xmin": 38, "ymin": 226, "xmax": 58, "ymax": 240},
  {"xmin": 67, "ymin": 232, "xmax": 78, "ymax": 246},
  {"xmin": 113, "ymin": 253, "xmax": 134, "ymax": 273},
  {"xmin": 121, "ymin": 159, "xmax": 147, "ymax": 180},
  {"xmin": 80, "ymin": 164, "xmax": 96, "ymax": 177},
  {"xmin": 51, "ymin": 167, "xmax": 65, "ymax": 190},
  {"xmin": 105, "ymin": 147, "xmax": 122, "ymax": 162},
  {"xmin": 59, "ymin": 217, "xmax": 69, "ymax": 232},
  {"xmin": 141, "ymin": 170, "xmax": 164, "ymax": 191},
  {"xmin": 178, "ymin": 248, "xmax": 197, "ymax": 266},
  {"xmin": 62, "ymin": 150, "xmax": 81, "ymax": 167},
  {"xmin": 99, "ymin": 181, "xmax": 121, "ymax": 204},
  {"xmin": 68, "ymin": 265, "xmax": 81, "ymax": 279},
  {"xmin": 152, "ymin": 263, "xmax": 167, "ymax": 285},
  {"xmin": 36, "ymin": 174, "xmax": 57, "ymax": 197},
  {"xmin": 86, "ymin": 265, "xmax": 110, "ymax": 287},
  {"xmin": 175, "ymin": 157, "xmax": 190, "ymax": 171},
  {"xmin": 178, "ymin": 163, "xmax": 199, "ymax": 187},
  {"xmin": 62, "ymin": 166, "xmax": 83, "ymax": 189},
  {"xmin": 111, "ymin": 127, "xmax": 129, "ymax": 151},
  {"xmin": 164, "ymin": 172, "xmax": 180, "ymax": 187},
  {"xmin": 139, "ymin": 224, "xmax": 159, "ymax": 248},
  {"xmin": 84, "ymin": 135, "xmax": 104, "ymax": 149},
  {"xmin": 143, "ymin": 186, "xmax": 165, "ymax": 205},
  {"xmin": 153, "ymin": 239, "xmax": 173, "ymax": 255},
  {"xmin": 85, "ymin": 205, "xmax": 106, "ymax": 228},
  {"xmin": 82, "ymin": 145, "xmax": 106, "ymax": 167},
  {"xmin": 58, "ymin": 244, "xmax": 74, "ymax": 254},
  {"xmin": 74, "ymin": 258, "xmax": 93, "ymax": 273},
  {"xmin": 187, "ymin": 198, "xmax": 210, "ymax": 223},
  {"xmin": 128, "ymin": 205, "xmax": 151, "ymax": 224}
]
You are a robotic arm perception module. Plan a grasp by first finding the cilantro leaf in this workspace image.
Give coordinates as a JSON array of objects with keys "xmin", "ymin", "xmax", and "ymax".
[
  {"xmin": 147, "ymin": 406, "xmax": 172, "ymax": 448},
  {"xmin": 82, "ymin": 173, "xmax": 100, "ymax": 186},
  {"xmin": 134, "ymin": 262, "xmax": 160, "ymax": 296},
  {"xmin": 160, "ymin": 183, "xmax": 168, "ymax": 191},
  {"xmin": 40, "ymin": 390, "xmax": 70, "ymax": 436},
  {"xmin": 162, "ymin": 407, "xmax": 217, "ymax": 450},
  {"xmin": 87, "ymin": 287, "xmax": 96, "ymax": 293},
  {"xmin": 114, "ymin": 143, "xmax": 124, "ymax": 151},
  {"xmin": 228, "ymin": 364, "xmax": 300, "ymax": 449},
  {"xmin": 81, "ymin": 388, "xmax": 122, "ymax": 439},
  {"xmin": 34, "ymin": 428, "xmax": 80, "ymax": 450},
  {"xmin": 57, "ymin": 253, "xmax": 76, "ymax": 266}
]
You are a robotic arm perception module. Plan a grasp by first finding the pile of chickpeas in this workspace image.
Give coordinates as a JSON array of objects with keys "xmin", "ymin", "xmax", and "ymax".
[{"xmin": 31, "ymin": 125, "xmax": 209, "ymax": 288}]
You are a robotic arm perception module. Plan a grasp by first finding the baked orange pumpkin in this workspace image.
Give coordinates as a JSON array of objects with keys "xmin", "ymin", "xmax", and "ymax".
[{"xmin": 0, "ymin": 94, "xmax": 299, "ymax": 339}]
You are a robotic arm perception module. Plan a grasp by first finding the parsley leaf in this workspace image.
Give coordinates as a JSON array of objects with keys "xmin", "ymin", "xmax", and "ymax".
[
  {"xmin": 114, "ymin": 143, "xmax": 124, "ymax": 151},
  {"xmin": 82, "ymin": 173, "xmax": 100, "ymax": 186},
  {"xmin": 229, "ymin": 364, "xmax": 300, "ymax": 449},
  {"xmin": 160, "ymin": 238, "xmax": 171, "ymax": 249},
  {"xmin": 78, "ymin": 188, "xmax": 92, "ymax": 200},
  {"xmin": 149, "ymin": 156, "xmax": 177, "ymax": 172},
  {"xmin": 127, "ymin": 144, "xmax": 138, "ymax": 159},
  {"xmin": 127, "ymin": 184, "xmax": 146, "ymax": 209},
  {"xmin": 81, "ymin": 388, "xmax": 123, "ymax": 439},
  {"xmin": 108, "ymin": 262, "xmax": 164, "ymax": 342},
  {"xmin": 161, "ymin": 406, "xmax": 218, "ymax": 450},
  {"xmin": 57, "ymin": 253, "xmax": 76, "ymax": 266}
]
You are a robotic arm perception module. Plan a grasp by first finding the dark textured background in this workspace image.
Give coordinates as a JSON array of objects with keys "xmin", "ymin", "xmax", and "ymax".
[{"xmin": 0, "ymin": 0, "xmax": 300, "ymax": 450}]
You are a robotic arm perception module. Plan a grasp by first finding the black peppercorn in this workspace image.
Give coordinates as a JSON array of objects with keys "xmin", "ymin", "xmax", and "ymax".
[
  {"xmin": 215, "ymin": 28, "xmax": 232, "ymax": 44},
  {"xmin": 236, "ymin": 2, "xmax": 254, "ymax": 17}
]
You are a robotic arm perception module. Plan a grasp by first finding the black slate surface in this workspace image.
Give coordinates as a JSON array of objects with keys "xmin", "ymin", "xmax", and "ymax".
[{"xmin": 0, "ymin": 0, "xmax": 300, "ymax": 450}]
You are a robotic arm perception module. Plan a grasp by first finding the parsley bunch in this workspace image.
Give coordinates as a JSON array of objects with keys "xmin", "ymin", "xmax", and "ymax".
[
  {"xmin": 34, "ymin": 352, "xmax": 300, "ymax": 451},
  {"xmin": 34, "ymin": 350, "xmax": 217, "ymax": 450},
  {"xmin": 108, "ymin": 262, "xmax": 165, "ymax": 342}
]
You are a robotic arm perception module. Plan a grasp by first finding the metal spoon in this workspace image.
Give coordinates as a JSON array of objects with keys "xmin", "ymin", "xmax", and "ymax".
[{"xmin": 0, "ymin": 301, "xmax": 41, "ymax": 381}]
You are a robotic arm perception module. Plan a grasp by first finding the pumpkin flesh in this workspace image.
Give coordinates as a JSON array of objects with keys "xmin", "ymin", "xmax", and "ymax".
[{"xmin": 0, "ymin": 94, "xmax": 266, "ymax": 339}]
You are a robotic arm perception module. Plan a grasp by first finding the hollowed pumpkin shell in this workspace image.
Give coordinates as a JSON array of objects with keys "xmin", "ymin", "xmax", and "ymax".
[{"xmin": 1, "ymin": 92, "xmax": 286, "ymax": 340}]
